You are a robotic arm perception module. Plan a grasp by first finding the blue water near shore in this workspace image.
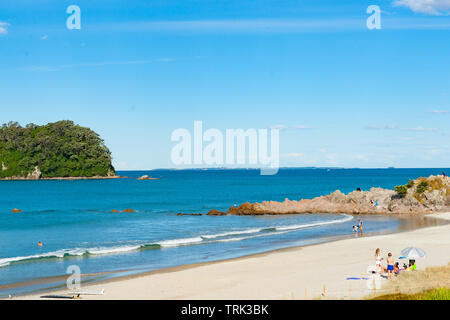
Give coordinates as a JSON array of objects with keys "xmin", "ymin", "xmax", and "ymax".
[{"xmin": 0, "ymin": 168, "xmax": 447, "ymax": 297}]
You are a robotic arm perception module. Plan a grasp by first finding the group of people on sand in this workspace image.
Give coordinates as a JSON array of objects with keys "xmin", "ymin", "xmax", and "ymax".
[{"xmin": 374, "ymin": 248, "xmax": 416, "ymax": 279}]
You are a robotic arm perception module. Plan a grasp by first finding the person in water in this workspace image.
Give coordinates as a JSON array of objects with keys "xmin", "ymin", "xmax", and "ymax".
[
  {"xmin": 38, "ymin": 241, "xmax": 43, "ymax": 247},
  {"xmin": 352, "ymin": 219, "xmax": 363, "ymax": 234},
  {"xmin": 387, "ymin": 252, "xmax": 395, "ymax": 279}
]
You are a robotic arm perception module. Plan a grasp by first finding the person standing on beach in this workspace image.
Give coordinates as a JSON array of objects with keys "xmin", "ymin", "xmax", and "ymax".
[
  {"xmin": 375, "ymin": 248, "xmax": 383, "ymax": 274},
  {"xmin": 358, "ymin": 219, "xmax": 363, "ymax": 235},
  {"xmin": 386, "ymin": 253, "xmax": 394, "ymax": 279}
]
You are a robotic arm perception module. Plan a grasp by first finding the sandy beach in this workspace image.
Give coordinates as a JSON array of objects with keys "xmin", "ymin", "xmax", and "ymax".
[{"xmin": 14, "ymin": 212, "xmax": 450, "ymax": 300}]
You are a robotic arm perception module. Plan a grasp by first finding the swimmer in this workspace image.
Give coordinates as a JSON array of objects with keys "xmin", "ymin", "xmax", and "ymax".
[{"xmin": 38, "ymin": 241, "xmax": 43, "ymax": 247}]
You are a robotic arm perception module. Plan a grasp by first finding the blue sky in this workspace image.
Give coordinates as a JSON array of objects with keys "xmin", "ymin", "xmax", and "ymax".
[{"xmin": 0, "ymin": 0, "xmax": 449, "ymax": 169}]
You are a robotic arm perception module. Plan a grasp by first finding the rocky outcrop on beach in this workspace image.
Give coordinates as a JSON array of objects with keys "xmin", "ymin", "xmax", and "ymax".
[
  {"xmin": 26, "ymin": 166, "xmax": 42, "ymax": 180},
  {"xmin": 209, "ymin": 175, "xmax": 450, "ymax": 216}
]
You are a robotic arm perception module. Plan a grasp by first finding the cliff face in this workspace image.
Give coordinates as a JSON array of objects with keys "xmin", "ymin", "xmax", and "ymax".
[
  {"xmin": 212, "ymin": 175, "xmax": 450, "ymax": 216},
  {"xmin": 0, "ymin": 120, "xmax": 115, "ymax": 179}
]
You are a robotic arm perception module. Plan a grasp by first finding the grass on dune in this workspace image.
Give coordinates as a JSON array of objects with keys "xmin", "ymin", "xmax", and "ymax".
[
  {"xmin": 372, "ymin": 287, "xmax": 450, "ymax": 300},
  {"xmin": 369, "ymin": 263, "xmax": 450, "ymax": 300}
]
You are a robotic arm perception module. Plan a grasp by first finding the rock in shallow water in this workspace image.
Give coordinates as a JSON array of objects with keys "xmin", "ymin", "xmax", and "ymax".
[{"xmin": 207, "ymin": 209, "xmax": 227, "ymax": 216}]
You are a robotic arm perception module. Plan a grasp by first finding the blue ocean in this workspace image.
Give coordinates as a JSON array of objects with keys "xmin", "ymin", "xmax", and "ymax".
[{"xmin": 0, "ymin": 168, "xmax": 447, "ymax": 297}]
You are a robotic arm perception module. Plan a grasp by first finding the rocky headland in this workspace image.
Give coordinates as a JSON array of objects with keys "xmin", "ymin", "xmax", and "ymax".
[{"xmin": 207, "ymin": 175, "xmax": 450, "ymax": 216}]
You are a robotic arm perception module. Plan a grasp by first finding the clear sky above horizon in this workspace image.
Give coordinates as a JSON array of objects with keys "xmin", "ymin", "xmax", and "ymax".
[{"xmin": 0, "ymin": 0, "xmax": 449, "ymax": 169}]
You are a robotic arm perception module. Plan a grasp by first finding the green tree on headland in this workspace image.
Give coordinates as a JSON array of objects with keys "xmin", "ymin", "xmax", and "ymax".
[
  {"xmin": 416, "ymin": 181, "xmax": 429, "ymax": 194},
  {"xmin": 394, "ymin": 185, "xmax": 408, "ymax": 198},
  {"xmin": 0, "ymin": 120, "xmax": 115, "ymax": 178}
]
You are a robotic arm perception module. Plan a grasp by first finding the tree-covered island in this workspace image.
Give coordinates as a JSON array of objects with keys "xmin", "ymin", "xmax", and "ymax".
[{"xmin": 0, "ymin": 121, "xmax": 116, "ymax": 179}]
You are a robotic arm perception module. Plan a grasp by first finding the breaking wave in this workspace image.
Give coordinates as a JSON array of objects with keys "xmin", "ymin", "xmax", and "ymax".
[{"xmin": 0, "ymin": 214, "xmax": 352, "ymax": 267}]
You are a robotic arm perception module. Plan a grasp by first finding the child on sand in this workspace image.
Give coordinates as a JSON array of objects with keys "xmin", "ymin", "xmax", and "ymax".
[
  {"xmin": 393, "ymin": 262, "xmax": 400, "ymax": 274},
  {"xmin": 375, "ymin": 248, "xmax": 383, "ymax": 274},
  {"xmin": 387, "ymin": 252, "xmax": 394, "ymax": 279}
]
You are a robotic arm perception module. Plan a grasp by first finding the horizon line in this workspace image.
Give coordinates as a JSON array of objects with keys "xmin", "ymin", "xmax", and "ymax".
[{"xmin": 114, "ymin": 166, "xmax": 450, "ymax": 171}]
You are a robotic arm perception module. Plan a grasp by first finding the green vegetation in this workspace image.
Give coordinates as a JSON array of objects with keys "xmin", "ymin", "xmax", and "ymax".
[
  {"xmin": 394, "ymin": 185, "xmax": 408, "ymax": 197},
  {"xmin": 0, "ymin": 121, "xmax": 115, "ymax": 178},
  {"xmin": 406, "ymin": 179, "xmax": 415, "ymax": 188},
  {"xmin": 416, "ymin": 181, "xmax": 429, "ymax": 194},
  {"xmin": 371, "ymin": 287, "xmax": 450, "ymax": 300}
]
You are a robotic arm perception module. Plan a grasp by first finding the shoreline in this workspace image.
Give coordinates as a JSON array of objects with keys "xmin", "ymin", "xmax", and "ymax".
[{"xmin": 10, "ymin": 212, "xmax": 450, "ymax": 300}]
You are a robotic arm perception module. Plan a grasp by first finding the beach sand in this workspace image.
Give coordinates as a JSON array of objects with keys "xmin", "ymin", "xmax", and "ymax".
[{"xmin": 14, "ymin": 212, "xmax": 450, "ymax": 300}]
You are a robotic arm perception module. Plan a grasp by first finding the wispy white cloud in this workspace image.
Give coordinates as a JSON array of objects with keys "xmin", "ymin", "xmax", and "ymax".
[
  {"xmin": 95, "ymin": 19, "xmax": 365, "ymax": 34},
  {"xmin": 269, "ymin": 124, "xmax": 316, "ymax": 130},
  {"xmin": 406, "ymin": 126, "xmax": 439, "ymax": 132},
  {"xmin": 280, "ymin": 153, "xmax": 303, "ymax": 158},
  {"xmin": 292, "ymin": 125, "xmax": 316, "ymax": 130},
  {"xmin": 355, "ymin": 154, "xmax": 369, "ymax": 162},
  {"xmin": 41, "ymin": 35, "xmax": 48, "ymax": 40},
  {"xmin": 393, "ymin": 0, "xmax": 450, "ymax": 15},
  {"xmin": 0, "ymin": 22, "xmax": 10, "ymax": 35},
  {"xmin": 154, "ymin": 58, "xmax": 175, "ymax": 62},
  {"xmin": 88, "ymin": 17, "xmax": 450, "ymax": 34},
  {"xmin": 364, "ymin": 124, "xmax": 397, "ymax": 130},
  {"xmin": 21, "ymin": 58, "xmax": 175, "ymax": 72},
  {"xmin": 269, "ymin": 124, "xmax": 287, "ymax": 130},
  {"xmin": 427, "ymin": 109, "xmax": 448, "ymax": 114},
  {"xmin": 365, "ymin": 124, "xmax": 440, "ymax": 132}
]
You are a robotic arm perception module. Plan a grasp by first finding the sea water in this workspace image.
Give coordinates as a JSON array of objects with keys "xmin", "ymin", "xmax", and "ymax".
[{"xmin": 0, "ymin": 168, "xmax": 447, "ymax": 297}]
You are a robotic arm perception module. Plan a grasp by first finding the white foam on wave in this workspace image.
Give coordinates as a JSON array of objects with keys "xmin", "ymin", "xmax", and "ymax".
[
  {"xmin": 0, "ymin": 248, "xmax": 86, "ymax": 268},
  {"xmin": 215, "ymin": 231, "xmax": 288, "ymax": 243},
  {"xmin": 87, "ymin": 245, "xmax": 141, "ymax": 255},
  {"xmin": 275, "ymin": 214, "xmax": 353, "ymax": 231},
  {"xmin": 156, "ymin": 236, "xmax": 204, "ymax": 247},
  {"xmin": 201, "ymin": 228, "xmax": 263, "ymax": 239},
  {"xmin": 0, "ymin": 245, "xmax": 143, "ymax": 268},
  {"xmin": 0, "ymin": 215, "xmax": 354, "ymax": 267}
]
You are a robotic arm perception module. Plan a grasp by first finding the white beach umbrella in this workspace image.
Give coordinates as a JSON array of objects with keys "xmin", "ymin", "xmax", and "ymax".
[{"xmin": 401, "ymin": 247, "xmax": 426, "ymax": 259}]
